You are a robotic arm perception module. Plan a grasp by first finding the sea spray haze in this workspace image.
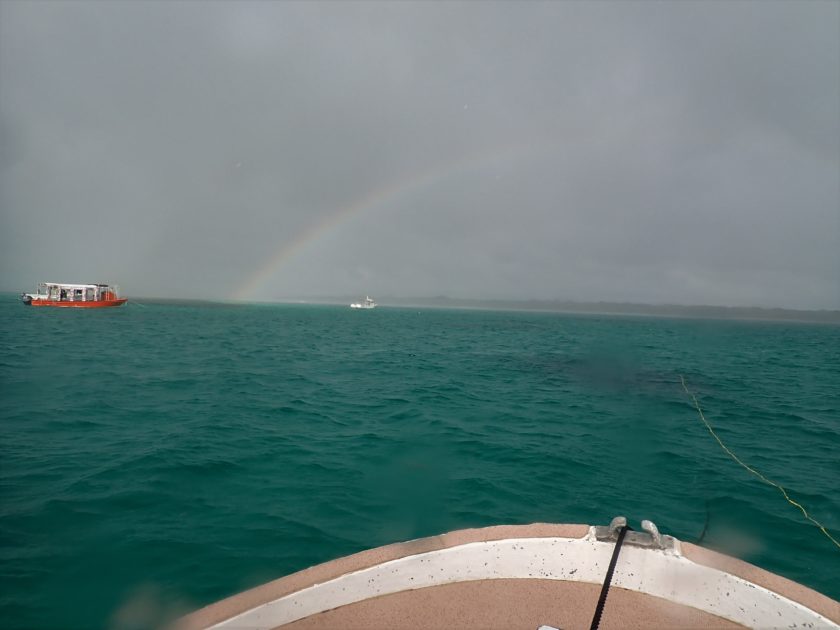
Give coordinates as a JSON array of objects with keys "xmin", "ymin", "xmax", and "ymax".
[{"xmin": 1, "ymin": 296, "xmax": 838, "ymax": 628}]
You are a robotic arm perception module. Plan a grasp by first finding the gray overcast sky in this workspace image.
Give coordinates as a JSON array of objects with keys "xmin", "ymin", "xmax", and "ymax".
[{"xmin": 1, "ymin": 1, "xmax": 838, "ymax": 308}]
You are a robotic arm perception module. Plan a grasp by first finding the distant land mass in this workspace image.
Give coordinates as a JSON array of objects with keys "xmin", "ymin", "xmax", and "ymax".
[
  {"xmin": 266, "ymin": 295, "xmax": 840, "ymax": 324},
  {"xmin": 39, "ymin": 292, "xmax": 833, "ymax": 324}
]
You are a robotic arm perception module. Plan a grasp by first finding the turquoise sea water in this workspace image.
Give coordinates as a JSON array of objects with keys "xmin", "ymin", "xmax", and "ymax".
[{"xmin": 1, "ymin": 295, "xmax": 838, "ymax": 629}]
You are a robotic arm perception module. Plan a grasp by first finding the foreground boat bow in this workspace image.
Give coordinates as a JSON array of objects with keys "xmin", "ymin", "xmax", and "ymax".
[{"xmin": 179, "ymin": 519, "xmax": 839, "ymax": 629}]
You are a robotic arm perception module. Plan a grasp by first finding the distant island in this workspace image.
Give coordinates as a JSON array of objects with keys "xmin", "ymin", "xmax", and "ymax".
[
  {"xmin": 263, "ymin": 295, "xmax": 840, "ymax": 324},
  {"xmin": 52, "ymin": 293, "xmax": 836, "ymax": 324}
]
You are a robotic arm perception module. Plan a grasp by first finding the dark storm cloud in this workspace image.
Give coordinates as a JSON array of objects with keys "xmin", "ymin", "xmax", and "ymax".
[{"xmin": 1, "ymin": 1, "xmax": 837, "ymax": 307}]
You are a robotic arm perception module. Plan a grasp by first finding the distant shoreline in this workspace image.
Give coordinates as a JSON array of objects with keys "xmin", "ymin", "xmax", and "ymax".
[
  {"xmin": 316, "ymin": 296, "xmax": 840, "ymax": 324},
  {"xmin": 244, "ymin": 296, "xmax": 840, "ymax": 324},
  {"xmin": 5, "ymin": 292, "xmax": 838, "ymax": 323}
]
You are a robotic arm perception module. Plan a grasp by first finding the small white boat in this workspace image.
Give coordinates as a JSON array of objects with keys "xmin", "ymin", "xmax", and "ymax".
[
  {"xmin": 350, "ymin": 296, "xmax": 376, "ymax": 309},
  {"xmin": 178, "ymin": 516, "xmax": 840, "ymax": 629}
]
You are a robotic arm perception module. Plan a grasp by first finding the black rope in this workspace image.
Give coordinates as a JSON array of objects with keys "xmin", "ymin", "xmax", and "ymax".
[
  {"xmin": 589, "ymin": 525, "xmax": 631, "ymax": 630},
  {"xmin": 695, "ymin": 499, "xmax": 711, "ymax": 544}
]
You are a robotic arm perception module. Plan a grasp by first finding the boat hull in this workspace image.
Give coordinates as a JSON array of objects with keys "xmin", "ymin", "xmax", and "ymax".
[{"xmin": 26, "ymin": 299, "xmax": 127, "ymax": 308}]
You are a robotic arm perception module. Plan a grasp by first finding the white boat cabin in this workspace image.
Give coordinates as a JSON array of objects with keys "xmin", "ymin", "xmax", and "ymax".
[
  {"xmin": 350, "ymin": 296, "xmax": 377, "ymax": 309},
  {"xmin": 29, "ymin": 282, "xmax": 120, "ymax": 302}
]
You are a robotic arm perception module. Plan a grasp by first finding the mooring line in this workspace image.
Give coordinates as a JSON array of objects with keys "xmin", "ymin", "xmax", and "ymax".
[{"xmin": 679, "ymin": 375, "xmax": 839, "ymax": 550}]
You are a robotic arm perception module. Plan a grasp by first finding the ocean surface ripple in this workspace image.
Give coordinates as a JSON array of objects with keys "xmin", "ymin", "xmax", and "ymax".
[{"xmin": 1, "ymin": 296, "xmax": 838, "ymax": 628}]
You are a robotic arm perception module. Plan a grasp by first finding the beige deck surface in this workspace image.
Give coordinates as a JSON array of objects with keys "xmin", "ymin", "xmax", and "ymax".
[
  {"xmin": 179, "ymin": 523, "xmax": 839, "ymax": 630},
  {"xmin": 281, "ymin": 578, "xmax": 744, "ymax": 630}
]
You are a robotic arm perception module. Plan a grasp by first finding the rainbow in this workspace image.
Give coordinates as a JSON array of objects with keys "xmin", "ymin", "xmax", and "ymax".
[{"xmin": 232, "ymin": 140, "xmax": 545, "ymax": 301}]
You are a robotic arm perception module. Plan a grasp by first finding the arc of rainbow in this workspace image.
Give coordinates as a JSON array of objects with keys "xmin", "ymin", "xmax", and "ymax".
[{"xmin": 232, "ymin": 139, "xmax": 549, "ymax": 301}]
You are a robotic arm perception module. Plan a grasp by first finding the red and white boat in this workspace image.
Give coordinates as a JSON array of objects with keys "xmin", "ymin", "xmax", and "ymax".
[{"xmin": 21, "ymin": 282, "xmax": 127, "ymax": 308}]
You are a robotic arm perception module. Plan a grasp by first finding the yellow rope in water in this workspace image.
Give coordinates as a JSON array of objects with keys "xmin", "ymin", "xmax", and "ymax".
[{"xmin": 679, "ymin": 374, "xmax": 840, "ymax": 550}]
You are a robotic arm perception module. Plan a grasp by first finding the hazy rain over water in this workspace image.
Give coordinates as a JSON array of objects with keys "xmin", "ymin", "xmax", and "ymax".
[{"xmin": 1, "ymin": 1, "xmax": 838, "ymax": 308}]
